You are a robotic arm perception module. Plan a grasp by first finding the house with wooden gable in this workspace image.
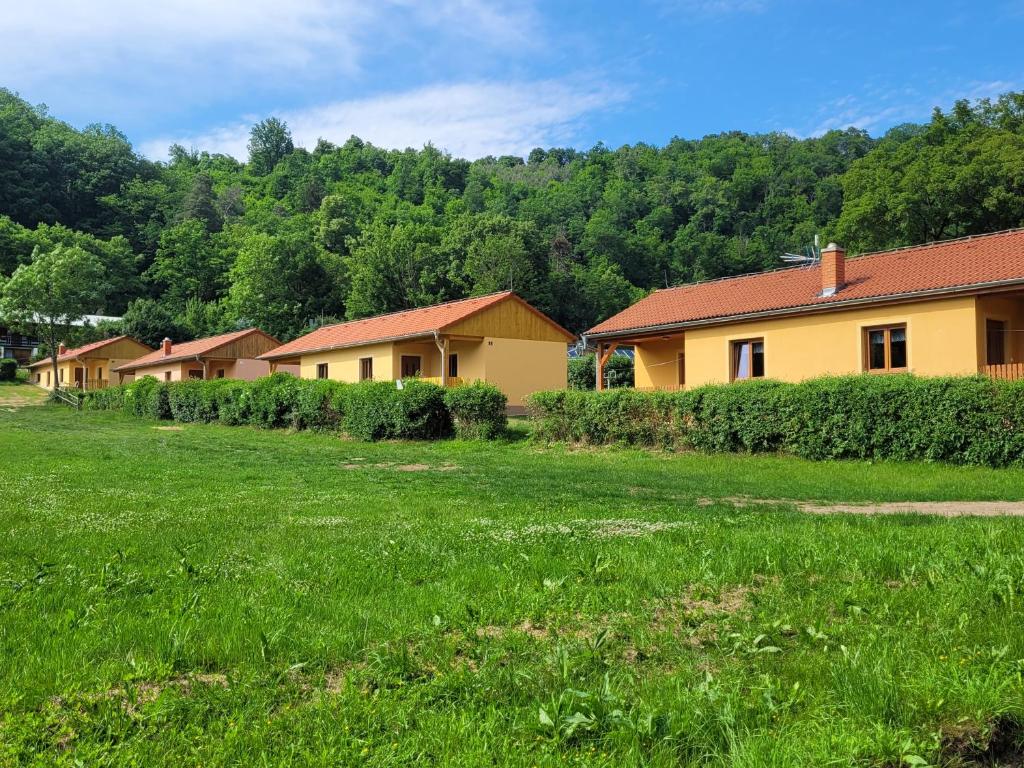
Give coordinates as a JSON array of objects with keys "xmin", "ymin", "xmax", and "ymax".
[
  {"xmin": 113, "ymin": 328, "xmax": 286, "ymax": 382},
  {"xmin": 585, "ymin": 229, "xmax": 1024, "ymax": 390},
  {"xmin": 258, "ymin": 291, "xmax": 575, "ymax": 409},
  {"xmin": 29, "ymin": 336, "xmax": 153, "ymax": 390}
]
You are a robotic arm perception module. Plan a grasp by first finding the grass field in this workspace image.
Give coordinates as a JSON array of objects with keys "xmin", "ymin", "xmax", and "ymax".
[{"xmin": 3, "ymin": 396, "xmax": 1024, "ymax": 766}]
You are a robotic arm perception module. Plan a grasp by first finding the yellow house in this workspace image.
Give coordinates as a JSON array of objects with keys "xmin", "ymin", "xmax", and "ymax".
[
  {"xmin": 114, "ymin": 328, "xmax": 287, "ymax": 382},
  {"xmin": 259, "ymin": 291, "xmax": 575, "ymax": 410},
  {"xmin": 29, "ymin": 335, "xmax": 153, "ymax": 390},
  {"xmin": 586, "ymin": 229, "xmax": 1024, "ymax": 389}
]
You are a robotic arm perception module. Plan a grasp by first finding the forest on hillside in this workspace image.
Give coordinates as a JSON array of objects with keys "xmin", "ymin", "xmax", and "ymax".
[{"xmin": 2, "ymin": 88, "xmax": 1024, "ymax": 347}]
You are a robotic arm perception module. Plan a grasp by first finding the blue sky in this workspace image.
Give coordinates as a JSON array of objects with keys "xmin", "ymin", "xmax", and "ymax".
[{"xmin": 3, "ymin": 1, "xmax": 1022, "ymax": 161}]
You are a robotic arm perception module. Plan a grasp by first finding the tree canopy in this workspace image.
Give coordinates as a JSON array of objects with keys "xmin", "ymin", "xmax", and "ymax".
[{"xmin": 2, "ymin": 87, "xmax": 1024, "ymax": 348}]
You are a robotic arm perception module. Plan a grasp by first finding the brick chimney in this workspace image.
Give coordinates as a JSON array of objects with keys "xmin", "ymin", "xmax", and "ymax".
[
  {"xmin": 162, "ymin": 337, "xmax": 172, "ymax": 356},
  {"xmin": 58, "ymin": 343, "xmax": 67, "ymax": 355},
  {"xmin": 820, "ymin": 242, "xmax": 846, "ymax": 297}
]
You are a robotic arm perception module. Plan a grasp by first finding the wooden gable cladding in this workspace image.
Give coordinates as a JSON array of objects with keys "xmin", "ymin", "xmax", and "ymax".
[
  {"xmin": 79, "ymin": 337, "xmax": 152, "ymax": 360},
  {"xmin": 204, "ymin": 329, "xmax": 281, "ymax": 361},
  {"xmin": 442, "ymin": 295, "xmax": 575, "ymax": 343}
]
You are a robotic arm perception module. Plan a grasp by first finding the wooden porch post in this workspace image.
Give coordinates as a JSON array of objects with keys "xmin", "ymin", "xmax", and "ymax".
[{"xmin": 596, "ymin": 342, "xmax": 618, "ymax": 391}]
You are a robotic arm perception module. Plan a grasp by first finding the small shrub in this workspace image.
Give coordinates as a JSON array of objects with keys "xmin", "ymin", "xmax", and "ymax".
[
  {"xmin": 291, "ymin": 379, "xmax": 347, "ymax": 431},
  {"xmin": 122, "ymin": 376, "xmax": 170, "ymax": 420},
  {"xmin": 0, "ymin": 358, "xmax": 17, "ymax": 381},
  {"xmin": 342, "ymin": 380, "xmax": 452, "ymax": 441},
  {"xmin": 246, "ymin": 373, "xmax": 303, "ymax": 429},
  {"xmin": 166, "ymin": 380, "xmax": 236, "ymax": 423},
  {"xmin": 444, "ymin": 382, "xmax": 507, "ymax": 439}
]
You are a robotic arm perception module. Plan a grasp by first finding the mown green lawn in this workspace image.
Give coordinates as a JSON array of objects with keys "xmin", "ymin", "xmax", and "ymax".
[{"xmin": 2, "ymin": 405, "xmax": 1024, "ymax": 766}]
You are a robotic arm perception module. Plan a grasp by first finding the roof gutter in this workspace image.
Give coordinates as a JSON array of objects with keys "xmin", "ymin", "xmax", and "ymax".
[
  {"xmin": 260, "ymin": 330, "xmax": 440, "ymax": 361},
  {"xmin": 585, "ymin": 278, "xmax": 1024, "ymax": 341}
]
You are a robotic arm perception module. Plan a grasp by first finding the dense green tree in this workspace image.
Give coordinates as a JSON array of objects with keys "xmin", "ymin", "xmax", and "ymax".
[
  {"xmin": 121, "ymin": 298, "xmax": 186, "ymax": 347},
  {"xmin": 145, "ymin": 220, "xmax": 225, "ymax": 308},
  {"xmin": 229, "ymin": 230, "xmax": 344, "ymax": 339},
  {"xmin": 247, "ymin": 118, "xmax": 294, "ymax": 176},
  {"xmin": 0, "ymin": 244, "xmax": 106, "ymax": 388}
]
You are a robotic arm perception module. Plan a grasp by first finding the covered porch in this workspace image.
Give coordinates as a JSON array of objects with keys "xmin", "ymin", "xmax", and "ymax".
[
  {"xmin": 593, "ymin": 331, "xmax": 686, "ymax": 392},
  {"xmin": 977, "ymin": 292, "xmax": 1024, "ymax": 381}
]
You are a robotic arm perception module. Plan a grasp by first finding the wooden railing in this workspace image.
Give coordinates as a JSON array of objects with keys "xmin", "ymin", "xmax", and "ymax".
[
  {"xmin": 982, "ymin": 363, "xmax": 1024, "ymax": 381},
  {"xmin": 419, "ymin": 376, "xmax": 465, "ymax": 387},
  {"xmin": 52, "ymin": 387, "xmax": 81, "ymax": 410}
]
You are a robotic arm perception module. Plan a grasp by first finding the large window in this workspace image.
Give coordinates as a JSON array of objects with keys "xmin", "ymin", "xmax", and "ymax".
[
  {"xmin": 987, "ymin": 319, "xmax": 1006, "ymax": 365},
  {"xmin": 864, "ymin": 325, "xmax": 907, "ymax": 372},
  {"xmin": 400, "ymin": 355, "xmax": 421, "ymax": 378},
  {"xmin": 188, "ymin": 369, "xmax": 203, "ymax": 380},
  {"xmin": 359, "ymin": 357, "xmax": 373, "ymax": 381},
  {"xmin": 316, "ymin": 363, "xmax": 328, "ymax": 380},
  {"xmin": 731, "ymin": 339, "xmax": 764, "ymax": 381},
  {"xmin": 448, "ymin": 354, "xmax": 459, "ymax": 378}
]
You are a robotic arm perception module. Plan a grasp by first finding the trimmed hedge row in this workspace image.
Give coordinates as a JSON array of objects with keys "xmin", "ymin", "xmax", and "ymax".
[
  {"xmin": 81, "ymin": 374, "xmax": 508, "ymax": 441},
  {"xmin": 527, "ymin": 375, "xmax": 1024, "ymax": 467}
]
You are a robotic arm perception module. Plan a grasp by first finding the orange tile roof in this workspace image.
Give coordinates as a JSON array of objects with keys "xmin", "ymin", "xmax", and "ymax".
[
  {"xmin": 261, "ymin": 291, "xmax": 572, "ymax": 360},
  {"xmin": 28, "ymin": 335, "xmax": 151, "ymax": 368},
  {"xmin": 587, "ymin": 229, "xmax": 1024, "ymax": 337},
  {"xmin": 114, "ymin": 328, "xmax": 279, "ymax": 371}
]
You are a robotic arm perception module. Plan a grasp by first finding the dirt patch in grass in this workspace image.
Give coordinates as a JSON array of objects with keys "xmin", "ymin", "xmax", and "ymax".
[
  {"xmin": 153, "ymin": 425, "xmax": 184, "ymax": 432},
  {"xmin": 940, "ymin": 716, "xmax": 1024, "ymax": 766},
  {"xmin": 703, "ymin": 496, "xmax": 1024, "ymax": 518},
  {"xmin": 0, "ymin": 386, "xmax": 48, "ymax": 408},
  {"xmin": 341, "ymin": 461, "xmax": 460, "ymax": 472},
  {"xmin": 651, "ymin": 579, "xmax": 774, "ymax": 647}
]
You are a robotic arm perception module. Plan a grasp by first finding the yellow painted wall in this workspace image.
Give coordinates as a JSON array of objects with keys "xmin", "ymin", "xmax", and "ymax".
[
  {"xmin": 298, "ymin": 341, "xmax": 395, "ymax": 382},
  {"xmin": 634, "ymin": 338, "xmax": 684, "ymax": 389},
  {"xmin": 640, "ymin": 295, "xmax": 982, "ymax": 388},
  {"xmin": 976, "ymin": 295, "xmax": 1024, "ymax": 366},
  {"xmin": 482, "ymin": 337, "xmax": 568, "ymax": 407}
]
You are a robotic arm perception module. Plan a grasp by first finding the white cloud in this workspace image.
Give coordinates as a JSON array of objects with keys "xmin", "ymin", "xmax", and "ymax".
[
  {"xmin": 795, "ymin": 79, "xmax": 1022, "ymax": 138},
  {"xmin": 0, "ymin": 1, "xmax": 539, "ymax": 95},
  {"xmin": 139, "ymin": 79, "xmax": 628, "ymax": 161}
]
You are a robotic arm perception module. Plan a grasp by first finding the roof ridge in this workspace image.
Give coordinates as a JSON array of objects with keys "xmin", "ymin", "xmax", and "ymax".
[
  {"xmin": 651, "ymin": 228, "xmax": 1024, "ymax": 296},
  {"xmin": 849, "ymin": 227, "xmax": 1024, "ymax": 261},
  {"xmin": 311, "ymin": 291, "xmax": 513, "ymax": 332}
]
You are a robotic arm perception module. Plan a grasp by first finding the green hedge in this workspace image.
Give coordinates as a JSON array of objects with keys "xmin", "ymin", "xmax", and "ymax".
[
  {"xmin": 0, "ymin": 358, "xmax": 17, "ymax": 381},
  {"xmin": 444, "ymin": 381, "xmax": 508, "ymax": 439},
  {"xmin": 80, "ymin": 374, "xmax": 490, "ymax": 441},
  {"xmin": 528, "ymin": 374, "xmax": 1024, "ymax": 467}
]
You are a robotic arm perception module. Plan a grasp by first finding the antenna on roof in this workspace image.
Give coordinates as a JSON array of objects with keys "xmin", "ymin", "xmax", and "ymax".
[{"xmin": 781, "ymin": 234, "xmax": 821, "ymax": 266}]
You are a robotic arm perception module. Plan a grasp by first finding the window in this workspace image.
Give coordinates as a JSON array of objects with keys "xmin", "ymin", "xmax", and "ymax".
[
  {"xmin": 164, "ymin": 371, "xmax": 172, "ymax": 381},
  {"xmin": 448, "ymin": 353, "xmax": 459, "ymax": 378},
  {"xmin": 864, "ymin": 324, "xmax": 907, "ymax": 372},
  {"xmin": 316, "ymin": 363, "xmax": 328, "ymax": 379},
  {"xmin": 987, "ymin": 319, "xmax": 1006, "ymax": 365},
  {"xmin": 188, "ymin": 369, "xmax": 203, "ymax": 379},
  {"xmin": 359, "ymin": 357, "xmax": 373, "ymax": 381},
  {"xmin": 216, "ymin": 369, "xmax": 225, "ymax": 379},
  {"xmin": 677, "ymin": 353, "xmax": 685, "ymax": 387},
  {"xmin": 46, "ymin": 371, "xmax": 50, "ymax": 387},
  {"xmin": 731, "ymin": 339, "xmax": 764, "ymax": 381},
  {"xmin": 400, "ymin": 355, "xmax": 421, "ymax": 378},
  {"xmin": 59, "ymin": 369, "xmax": 64, "ymax": 383},
  {"xmin": 97, "ymin": 367, "xmax": 103, "ymax": 381}
]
